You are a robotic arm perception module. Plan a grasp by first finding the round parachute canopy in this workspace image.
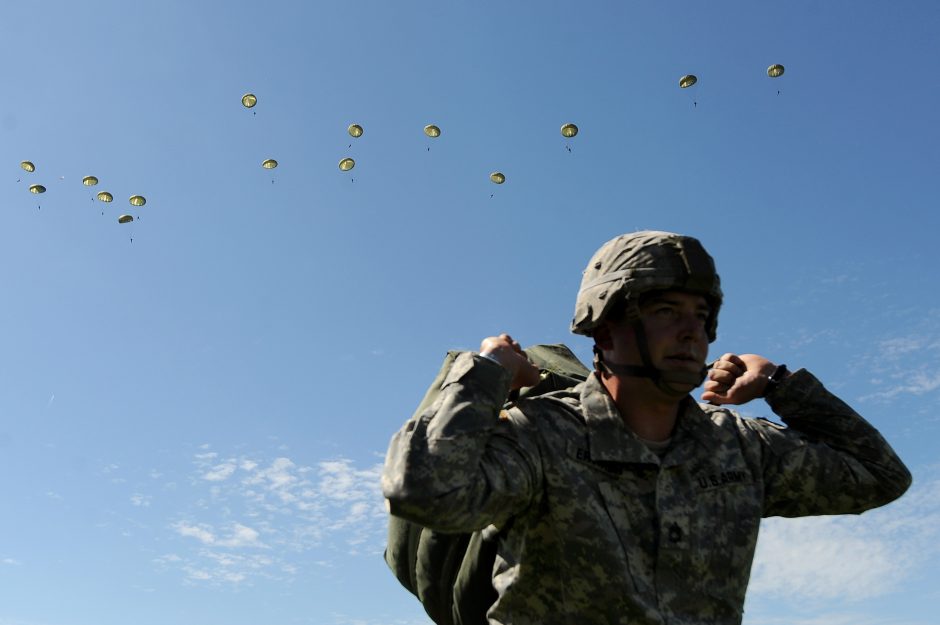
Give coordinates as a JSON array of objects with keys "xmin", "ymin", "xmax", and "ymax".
[
  {"xmin": 679, "ymin": 74, "xmax": 697, "ymax": 88},
  {"xmin": 97, "ymin": 191, "xmax": 113, "ymax": 202},
  {"xmin": 348, "ymin": 124, "xmax": 363, "ymax": 138},
  {"xmin": 490, "ymin": 172, "xmax": 505, "ymax": 184},
  {"xmin": 82, "ymin": 175, "xmax": 99, "ymax": 186},
  {"xmin": 560, "ymin": 123, "xmax": 578, "ymax": 138},
  {"xmin": 424, "ymin": 124, "xmax": 441, "ymax": 138},
  {"xmin": 29, "ymin": 184, "xmax": 46, "ymax": 194},
  {"xmin": 261, "ymin": 159, "xmax": 278, "ymax": 169},
  {"xmin": 338, "ymin": 157, "xmax": 355, "ymax": 171},
  {"xmin": 767, "ymin": 64, "xmax": 785, "ymax": 78},
  {"xmin": 118, "ymin": 214, "xmax": 134, "ymax": 224},
  {"xmin": 129, "ymin": 195, "xmax": 146, "ymax": 207},
  {"xmin": 20, "ymin": 161, "xmax": 35, "ymax": 173},
  {"xmin": 242, "ymin": 93, "xmax": 257, "ymax": 108}
]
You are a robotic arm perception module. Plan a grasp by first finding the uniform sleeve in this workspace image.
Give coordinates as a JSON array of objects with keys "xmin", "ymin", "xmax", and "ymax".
[
  {"xmin": 742, "ymin": 368, "xmax": 912, "ymax": 518},
  {"xmin": 381, "ymin": 352, "xmax": 543, "ymax": 533}
]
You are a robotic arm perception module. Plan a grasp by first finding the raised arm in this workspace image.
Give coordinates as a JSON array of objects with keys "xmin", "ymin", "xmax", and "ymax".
[
  {"xmin": 703, "ymin": 352, "xmax": 911, "ymax": 517},
  {"xmin": 381, "ymin": 336, "xmax": 543, "ymax": 533}
]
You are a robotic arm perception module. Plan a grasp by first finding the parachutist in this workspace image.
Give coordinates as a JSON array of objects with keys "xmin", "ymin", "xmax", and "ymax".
[{"xmin": 382, "ymin": 230, "xmax": 911, "ymax": 624}]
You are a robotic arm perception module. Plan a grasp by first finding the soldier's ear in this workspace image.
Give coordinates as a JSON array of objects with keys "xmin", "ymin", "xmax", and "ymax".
[{"xmin": 592, "ymin": 324, "xmax": 614, "ymax": 351}]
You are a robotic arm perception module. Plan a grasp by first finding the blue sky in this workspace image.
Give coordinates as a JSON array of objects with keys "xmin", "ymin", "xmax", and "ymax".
[{"xmin": 1, "ymin": 1, "xmax": 938, "ymax": 624}]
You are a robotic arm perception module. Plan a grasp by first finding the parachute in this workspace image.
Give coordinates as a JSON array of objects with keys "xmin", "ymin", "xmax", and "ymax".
[
  {"xmin": 261, "ymin": 159, "xmax": 278, "ymax": 169},
  {"xmin": 339, "ymin": 157, "xmax": 355, "ymax": 171},
  {"xmin": 97, "ymin": 191, "xmax": 113, "ymax": 202},
  {"xmin": 82, "ymin": 175, "xmax": 99, "ymax": 186},
  {"xmin": 489, "ymin": 172, "xmax": 505, "ymax": 184},
  {"xmin": 118, "ymin": 215, "xmax": 134, "ymax": 224},
  {"xmin": 241, "ymin": 93, "xmax": 257, "ymax": 108},
  {"xmin": 767, "ymin": 64, "xmax": 785, "ymax": 78},
  {"xmin": 29, "ymin": 184, "xmax": 46, "ymax": 194},
  {"xmin": 20, "ymin": 161, "xmax": 35, "ymax": 173},
  {"xmin": 348, "ymin": 124, "xmax": 363, "ymax": 138},
  {"xmin": 679, "ymin": 74, "xmax": 697, "ymax": 88},
  {"xmin": 129, "ymin": 195, "xmax": 146, "ymax": 207},
  {"xmin": 424, "ymin": 124, "xmax": 441, "ymax": 138},
  {"xmin": 560, "ymin": 123, "xmax": 578, "ymax": 138}
]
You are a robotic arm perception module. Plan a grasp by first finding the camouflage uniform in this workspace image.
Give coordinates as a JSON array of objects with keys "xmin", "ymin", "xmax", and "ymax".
[{"xmin": 382, "ymin": 352, "xmax": 911, "ymax": 625}]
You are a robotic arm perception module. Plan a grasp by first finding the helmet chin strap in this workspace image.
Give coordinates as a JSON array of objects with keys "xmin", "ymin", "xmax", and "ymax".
[{"xmin": 593, "ymin": 321, "xmax": 708, "ymax": 397}]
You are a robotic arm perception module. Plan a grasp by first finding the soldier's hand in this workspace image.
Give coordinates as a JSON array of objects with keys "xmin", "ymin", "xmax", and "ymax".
[
  {"xmin": 701, "ymin": 353, "xmax": 777, "ymax": 405},
  {"xmin": 479, "ymin": 334, "xmax": 542, "ymax": 390}
]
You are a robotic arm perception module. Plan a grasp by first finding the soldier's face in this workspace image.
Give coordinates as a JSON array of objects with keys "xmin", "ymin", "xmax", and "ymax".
[
  {"xmin": 606, "ymin": 291, "xmax": 710, "ymax": 372},
  {"xmin": 637, "ymin": 291, "xmax": 710, "ymax": 372}
]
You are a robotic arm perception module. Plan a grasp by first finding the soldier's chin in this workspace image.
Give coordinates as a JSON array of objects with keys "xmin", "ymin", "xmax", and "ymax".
[
  {"xmin": 658, "ymin": 367, "xmax": 705, "ymax": 391},
  {"xmin": 662, "ymin": 357, "xmax": 705, "ymax": 372}
]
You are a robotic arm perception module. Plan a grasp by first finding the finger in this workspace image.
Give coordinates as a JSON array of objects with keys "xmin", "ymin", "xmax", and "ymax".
[
  {"xmin": 718, "ymin": 353, "xmax": 747, "ymax": 369},
  {"xmin": 708, "ymin": 368, "xmax": 739, "ymax": 386},
  {"xmin": 700, "ymin": 389, "xmax": 726, "ymax": 405},
  {"xmin": 710, "ymin": 359, "xmax": 741, "ymax": 377}
]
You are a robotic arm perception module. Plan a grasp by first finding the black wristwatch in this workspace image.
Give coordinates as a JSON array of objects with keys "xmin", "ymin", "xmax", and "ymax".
[{"xmin": 762, "ymin": 364, "xmax": 789, "ymax": 398}]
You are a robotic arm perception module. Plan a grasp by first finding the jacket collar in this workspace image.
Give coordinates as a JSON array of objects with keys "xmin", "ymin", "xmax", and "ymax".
[{"xmin": 578, "ymin": 373, "xmax": 718, "ymax": 466}]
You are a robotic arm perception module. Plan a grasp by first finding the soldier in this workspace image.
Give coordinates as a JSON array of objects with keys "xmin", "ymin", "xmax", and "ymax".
[{"xmin": 382, "ymin": 230, "xmax": 911, "ymax": 625}]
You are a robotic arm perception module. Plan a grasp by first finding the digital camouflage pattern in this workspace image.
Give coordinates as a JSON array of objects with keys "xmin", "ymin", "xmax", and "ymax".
[
  {"xmin": 384, "ymin": 344, "xmax": 591, "ymax": 625},
  {"xmin": 382, "ymin": 353, "xmax": 911, "ymax": 625}
]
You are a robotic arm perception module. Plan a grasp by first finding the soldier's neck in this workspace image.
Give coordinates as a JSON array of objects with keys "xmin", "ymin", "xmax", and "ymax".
[{"xmin": 600, "ymin": 372, "xmax": 681, "ymax": 442}]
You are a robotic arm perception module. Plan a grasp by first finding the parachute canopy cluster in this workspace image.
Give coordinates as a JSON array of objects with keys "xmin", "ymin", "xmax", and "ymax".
[
  {"xmin": 678, "ymin": 64, "xmax": 785, "ymax": 88},
  {"xmin": 16, "ymin": 159, "xmax": 147, "ymax": 228},
  {"xmin": 238, "ymin": 64, "xmax": 784, "ymax": 191}
]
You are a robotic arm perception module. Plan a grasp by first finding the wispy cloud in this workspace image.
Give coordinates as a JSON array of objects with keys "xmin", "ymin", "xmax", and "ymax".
[
  {"xmin": 155, "ymin": 449, "xmax": 386, "ymax": 586},
  {"xmin": 856, "ymin": 314, "xmax": 940, "ymax": 402},
  {"xmin": 749, "ymin": 472, "xmax": 940, "ymax": 604},
  {"xmin": 746, "ymin": 612, "xmax": 933, "ymax": 625},
  {"xmin": 202, "ymin": 461, "xmax": 237, "ymax": 481},
  {"xmin": 173, "ymin": 521, "xmax": 264, "ymax": 548},
  {"xmin": 130, "ymin": 493, "xmax": 152, "ymax": 507}
]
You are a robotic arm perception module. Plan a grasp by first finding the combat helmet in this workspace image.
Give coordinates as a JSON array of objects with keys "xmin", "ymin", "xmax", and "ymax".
[{"xmin": 571, "ymin": 230, "xmax": 722, "ymax": 395}]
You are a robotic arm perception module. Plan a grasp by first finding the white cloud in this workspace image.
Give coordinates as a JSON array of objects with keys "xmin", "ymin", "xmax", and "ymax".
[
  {"xmin": 862, "ymin": 370, "xmax": 940, "ymax": 400},
  {"xmin": 130, "ymin": 493, "xmax": 152, "ymax": 507},
  {"xmin": 216, "ymin": 523, "xmax": 263, "ymax": 548},
  {"xmin": 156, "ymin": 450, "xmax": 388, "ymax": 586},
  {"xmin": 2, "ymin": 558, "xmax": 21, "ymax": 565},
  {"xmin": 202, "ymin": 462, "xmax": 237, "ymax": 482},
  {"xmin": 746, "ymin": 612, "xmax": 933, "ymax": 625},
  {"xmin": 173, "ymin": 521, "xmax": 265, "ymax": 549},
  {"xmin": 857, "ymin": 318, "xmax": 940, "ymax": 402},
  {"xmin": 174, "ymin": 522, "xmax": 216, "ymax": 544},
  {"xmin": 749, "ymin": 474, "xmax": 940, "ymax": 603}
]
